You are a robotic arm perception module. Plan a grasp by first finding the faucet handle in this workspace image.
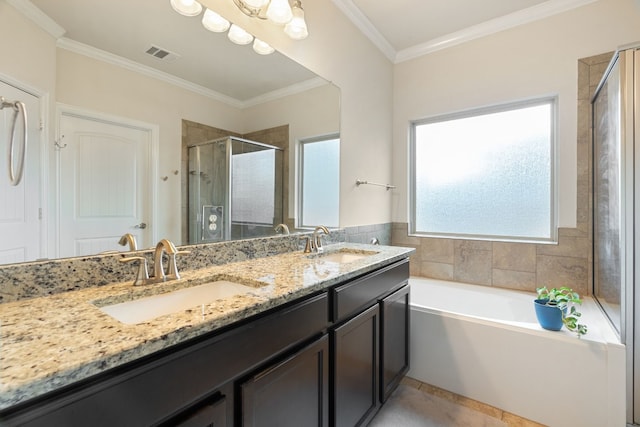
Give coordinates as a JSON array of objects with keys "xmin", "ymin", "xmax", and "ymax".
[
  {"xmin": 166, "ymin": 250, "xmax": 190, "ymax": 280},
  {"xmin": 119, "ymin": 256, "xmax": 150, "ymax": 286},
  {"xmin": 301, "ymin": 236, "xmax": 314, "ymax": 253}
]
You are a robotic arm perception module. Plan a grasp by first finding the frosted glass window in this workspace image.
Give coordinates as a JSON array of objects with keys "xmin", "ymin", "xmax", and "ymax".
[
  {"xmin": 411, "ymin": 98, "xmax": 556, "ymax": 241},
  {"xmin": 299, "ymin": 136, "xmax": 340, "ymax": 228}
]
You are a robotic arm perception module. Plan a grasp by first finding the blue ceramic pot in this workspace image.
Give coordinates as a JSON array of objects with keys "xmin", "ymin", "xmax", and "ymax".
[{"xmin": 534, "ymin": 299, "xmax": 565, "ymax": 331}]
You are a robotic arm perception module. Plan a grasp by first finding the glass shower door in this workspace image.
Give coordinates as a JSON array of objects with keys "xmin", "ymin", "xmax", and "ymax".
[
  {"xmin": 592, "ymin": 55, "xmax": 623, "ymax": 334},
  {"xmin": 188, "ymin": 141, "xmax": 229, "ymax": 243}
]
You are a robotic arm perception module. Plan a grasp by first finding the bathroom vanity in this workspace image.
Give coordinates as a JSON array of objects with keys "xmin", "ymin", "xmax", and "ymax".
[{"xmin": 0, "ymin": 243, "xmax": 412, "ymax": 426}]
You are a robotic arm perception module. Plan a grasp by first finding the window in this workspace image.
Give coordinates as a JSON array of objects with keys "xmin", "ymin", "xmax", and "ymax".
[
  {"xmin": 410, "ymin": 98, "xmax": 556, "ymax": 242},
  {"xmin": 298, "ymin": 135, "xmax": 340, "ymax": 228}
]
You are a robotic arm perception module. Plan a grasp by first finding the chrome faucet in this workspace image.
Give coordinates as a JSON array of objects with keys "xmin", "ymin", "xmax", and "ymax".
[
  {"xmin": 119, "ymin": 239, "xmax": 189, "ymax": 285},
  {"xmin": 118, "ymin": 233, "xmax": 138, "ymax": 251},
  {"xmin": 274, "ymin": 223, "xmax": 290, "ymax": 235}
]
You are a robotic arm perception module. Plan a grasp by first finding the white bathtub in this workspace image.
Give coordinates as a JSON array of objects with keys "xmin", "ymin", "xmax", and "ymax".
[{"xmin": 408, "ymin": 277, "xmax": 625, "ymax": 427}]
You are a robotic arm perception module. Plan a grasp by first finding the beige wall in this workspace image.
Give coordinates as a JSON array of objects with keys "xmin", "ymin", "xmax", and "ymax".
[
  {"xmin": 56, "ymin": 51, "xmax": 340, "ymax": 240},
  {"xmin": 243, "ymin": 83, "xmax": 341, "ymax": 219},
  {"xmin": 204, "ymin": 0, "xmax": 395, "ymax": 228},
  {"xmin": 392, "ymin": 0, "xmax": 640, "ymax": 227},
  {"xmin": 0, "ymin": 2, "xmax": 56, "ymax": 93},
  {"xmin": 391, "ymin": 0, "xmax": 640, "ymax": 293},
  {"xmin": 56, "ymin": 49, "xmax": 245, "ymax": 242},
  {"xmin": 0, "ymin": 2, "xmax": 57, "ymax": 257}
]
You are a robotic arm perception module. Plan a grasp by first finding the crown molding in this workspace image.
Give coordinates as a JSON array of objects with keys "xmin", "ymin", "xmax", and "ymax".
[
  {"xmin": 243, "ymin": 77, "xmax": 330, "ymax": 108},
  {"xmin": 331, "ymin": 0, "xmax": 397, "ymax": 62},
  {"xmin": 59, "ymin": 38, "xmax": 325, "ymax": 109},
  {"xmin": 58, "ymin": 38, "xmax": 247, "ymax": 109},
  {"xmin": 8, "ymin": 0, "xmax": 66, "ymax": 39},
  {"xmin": 396, "ymin": 0, "xmax": 598, "ymax": 62},
  {"xmin": 333, "ymin": 0, "xmax": 598, "ymax": 64}
]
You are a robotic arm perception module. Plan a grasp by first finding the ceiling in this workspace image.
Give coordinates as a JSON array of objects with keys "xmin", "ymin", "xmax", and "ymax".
[
  {"xmin": 24, "ymin": 0, "xmax": 321, "ymax": 107},
  {"xmin": 20, "ymin": 0, "xmax": 598, "ymax": 105}
]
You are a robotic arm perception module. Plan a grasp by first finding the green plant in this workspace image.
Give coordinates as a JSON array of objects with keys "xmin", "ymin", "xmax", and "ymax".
[{"xmin": 536, "ymin": 286, "xmax": 588, "ymax": 337}]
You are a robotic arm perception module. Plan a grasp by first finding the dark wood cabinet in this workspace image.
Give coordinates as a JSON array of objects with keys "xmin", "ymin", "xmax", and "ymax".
[
  {"xmin": 0, "ymin": 258, "xmax": 410, "ymax": 427},
  {"xmin": 379, "ymin": 285, "xmax": 410, "ymax": 403},
  {"xmin": 240, "ymin": 335, "xmax": 329, "ymax": 427},
  {"xmin": 161, "ymin": 391, "xmax": 228, "ymax": 427},
  {"xmin": 332, "ymin": 305, "xmax": 380, "ymax": 427}
]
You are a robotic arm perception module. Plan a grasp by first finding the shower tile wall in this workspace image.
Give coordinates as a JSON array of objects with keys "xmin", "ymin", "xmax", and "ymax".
[
  {"xmin": 180, "ymin": 120, "xmax": 289, "ymax": 243},
  {"xmin": 392, "ymin": 52, "xmax": 614, "ymax": 295}
]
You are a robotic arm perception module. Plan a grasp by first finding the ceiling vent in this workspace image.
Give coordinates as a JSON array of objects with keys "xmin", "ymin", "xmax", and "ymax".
[{"xmin": 145, "ymin": 45, "xmax": 180, "ymax": 62}]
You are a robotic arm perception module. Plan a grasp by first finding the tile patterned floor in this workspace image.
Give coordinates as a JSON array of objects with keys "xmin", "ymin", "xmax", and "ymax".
[{"xmin": 369, "ymin": 377, "xmax": 546, "ymax": 427}]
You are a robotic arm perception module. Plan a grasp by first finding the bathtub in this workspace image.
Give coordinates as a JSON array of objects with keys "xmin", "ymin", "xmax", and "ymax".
[{"xmin": 408, "ymin": 277, "xmax": 625, "ymax": 427}]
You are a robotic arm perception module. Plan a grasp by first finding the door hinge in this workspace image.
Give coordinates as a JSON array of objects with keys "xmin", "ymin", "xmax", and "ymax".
[
  {"xmin": 39, "ymin": 120, "xmax": 44, "ymax": 131},
  {"xmin": 38, "ymin": 208, "xmax": 42, "ymax": 220}
]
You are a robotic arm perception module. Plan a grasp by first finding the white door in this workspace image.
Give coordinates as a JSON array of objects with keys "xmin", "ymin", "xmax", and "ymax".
[
  {"xmin": 58, "ymin": 111, "xmax": 153, "ymax": 257},
  {"xmin": 0, "ymin": 81, "xmax": 41, "ymax": 264}
]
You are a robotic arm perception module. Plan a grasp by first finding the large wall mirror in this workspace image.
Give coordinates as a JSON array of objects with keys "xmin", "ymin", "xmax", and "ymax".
[{"xmin": 0, "ymin": 0, "xmax": 340, "ymax": 266}]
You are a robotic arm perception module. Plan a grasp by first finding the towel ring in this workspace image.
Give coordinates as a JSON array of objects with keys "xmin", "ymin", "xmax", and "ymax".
[{"xmin": 1, "ymin": 97, "xmax": 27, "ymax": 186}]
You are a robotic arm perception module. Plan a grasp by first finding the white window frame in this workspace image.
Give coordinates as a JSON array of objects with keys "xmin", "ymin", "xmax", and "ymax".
[
  {"xmin": 297, "ymin": 133, "xmax": 340, "ymax": 229},
  {"xmin": 409, "ymin": 97, "xmax": 558, "ymax": 243}
]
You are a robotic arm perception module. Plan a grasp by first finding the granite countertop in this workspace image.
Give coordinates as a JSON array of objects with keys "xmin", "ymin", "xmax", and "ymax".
[{"xmin": 0, "ymin": 243, "xmax": 413, "ymax": 410}]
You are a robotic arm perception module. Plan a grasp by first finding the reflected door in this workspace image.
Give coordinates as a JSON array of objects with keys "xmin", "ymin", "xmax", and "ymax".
[
  {"xmin": 0, "ymin": 81, "xmax": 41, "ymax": 264},
  {"xmin": 58, "ymin": 111, "xmax": 152, "ymax": 257}
]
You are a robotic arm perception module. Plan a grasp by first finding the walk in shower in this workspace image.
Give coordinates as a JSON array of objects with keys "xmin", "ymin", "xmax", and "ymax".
[{"xmin": 187, "ymin": 136, "xmax": 283, "ymax": 243}]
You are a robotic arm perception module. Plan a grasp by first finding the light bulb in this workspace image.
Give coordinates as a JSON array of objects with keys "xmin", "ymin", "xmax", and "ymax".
[
  {"xmin": 253, "ymin": 38, "xmax": 275, "ymax": 55},
  {"xmin": 170, "ymin": 0, "xmax": 203, "ymax": 17},
  {"xmin": 228, "ymin": 24, "xmax": 254, "ymax": 45},
  {"xmin": 266, "ymin": 0, "xmax": 292, "ymax": 24},
  {"xmin": 284, "ymin": 3, "xmax": 308, "ymax": 40},
  {"xmin": 243, "ymin": 0, "xmax": 270, "ymax": 8},
  {"xmin": 202, "ymin": 9, "xmax": 230, "ymax": 32}
]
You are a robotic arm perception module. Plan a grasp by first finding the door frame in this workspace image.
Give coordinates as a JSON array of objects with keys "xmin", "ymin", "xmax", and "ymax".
[
  {"xmin": 54, "ymin": 103, "xmax": 159, "ymax": 257},
  {"xmin": 0, "ymin": 70, "xmax": 49, "ymax": 261}
]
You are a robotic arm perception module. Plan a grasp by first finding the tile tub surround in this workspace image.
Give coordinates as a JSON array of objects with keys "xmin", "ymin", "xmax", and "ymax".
[{"xmin": 0, "ymin": 243, "xmax": 413, "ymax": 410}]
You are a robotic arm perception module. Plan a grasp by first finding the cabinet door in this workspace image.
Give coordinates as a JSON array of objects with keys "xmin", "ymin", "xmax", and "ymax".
[
  {"xmin": 380, "ymin": 285, "xmax": 410, "ymax": 402},
  {"xmin": 332, "ymin": 304, "xmax": 380, "ymax": 427},
  {"xmin": 240, "ymin": 335, "xmax": 329, "ymax": 427}
]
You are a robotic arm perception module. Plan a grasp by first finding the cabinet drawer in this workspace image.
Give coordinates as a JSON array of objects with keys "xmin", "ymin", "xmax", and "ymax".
[{"xmin": 331, "ymin": 259, "xmax": 409, "ymax": 322}]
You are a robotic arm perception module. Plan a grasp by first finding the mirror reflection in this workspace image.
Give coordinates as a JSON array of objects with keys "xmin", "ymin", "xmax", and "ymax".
[
  {"xmin": 0, "ymin": 0, "xmax": 340, "ymax": 266},
  {"xmin": 187, "ymin": 136, "xmax": 284, "ymax": 243}
]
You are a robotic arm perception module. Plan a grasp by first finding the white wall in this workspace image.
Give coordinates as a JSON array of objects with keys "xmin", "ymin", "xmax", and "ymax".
[{"xmin": 392, "ymin": 0, "xmax": 640, "ymax": 228}]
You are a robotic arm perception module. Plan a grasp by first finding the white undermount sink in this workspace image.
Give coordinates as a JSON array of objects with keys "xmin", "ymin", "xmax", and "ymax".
[
  {"xmin": 311, "ymin": 249, "xmax": 379, "ymax": 264},
  {"xmin": 97, "ymin": 280, "xmax": 260, "ymax": 325}
]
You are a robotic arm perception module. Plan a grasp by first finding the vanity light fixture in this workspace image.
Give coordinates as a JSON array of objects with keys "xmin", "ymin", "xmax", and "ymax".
[
  {"xmin": 170, "ymin": 0, "xmax": 203, "ymax": 17},
  {"xmin": 202, "ymin": 8, "xmax": 231, "ymax": 32},
  {"xmin": 170, "ymin": 0, "xmax": 308, "ymax": 55},
  {"xmin": 284, "ymin": 1, "xmax": 308, "ymax": 40},
  {"xmin": 227, "ymin": 24, "xmax": 254, "ymax": 45},
  {"xmin": 253, "ymin": 38, "xmax": 276, "ymax": 55}
]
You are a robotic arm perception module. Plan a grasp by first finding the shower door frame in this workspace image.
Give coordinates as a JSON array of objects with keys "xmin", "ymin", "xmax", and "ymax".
[
  {"xmin": 632, "ymin": 47, "xmax": 640, "ymax": 427},
  {"xmin": 592, "ymin": 45, "xmax": 639, "ymax": 426}
]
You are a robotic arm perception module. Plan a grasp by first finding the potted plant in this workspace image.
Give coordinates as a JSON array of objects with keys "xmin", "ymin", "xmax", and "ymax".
[{"xmin": 534, "ymin": 286, "xmax": 587, "ymax": 337}]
